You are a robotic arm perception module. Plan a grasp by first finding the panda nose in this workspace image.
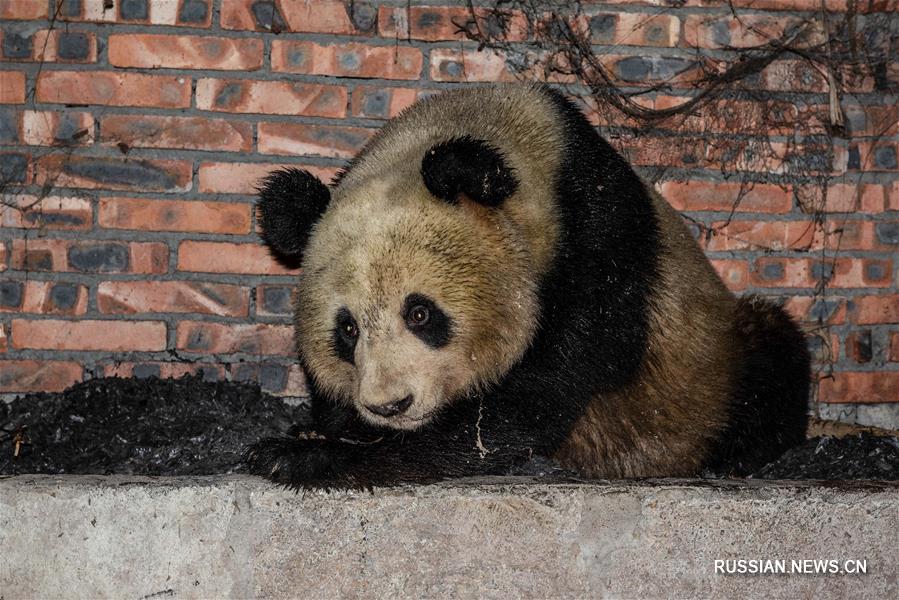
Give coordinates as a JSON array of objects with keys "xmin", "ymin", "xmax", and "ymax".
[{"xmin": 365, "ymin": 395, "xmax": 414, "ymax": 417}]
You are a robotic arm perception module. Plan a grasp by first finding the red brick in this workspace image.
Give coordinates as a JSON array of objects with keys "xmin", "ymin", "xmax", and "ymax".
[
  {"xmin": 100, "ymin": 115, "xmax": 252, "ymax": 152},
  {"xmin": 710, "ymin": 259, "xmax": 749, "ymax": 291},
  {"xmin": 784, "ymin": 296, "xmax": 847, "ymax": 325},
  {"xmin": 258, "ymin": 123, "xmax": 372, "ymax": 158},
  {"xmin": 0, "ymin": 0, "xmax": 48, "ymax": 19},
  {"xmin": 35, "ymin": 155, "xmax": 192, "ymax": 192},
  {"xmin": 729, "ymin": 0, "xmax": 848, "ymax": 10},
  {"xmin": 12, "ymin": 319, "xmax": 167, "ymax": 351},
  {"xmin": 36, "ymin": 71, "xmax": 191, "ymax": 108},
  {"xmin": 684, "ymin": 14, "xmax": 823, "ymax": 49},
  {"xmin": 0, "ymin": 324, "xmax": 6, "ymax": 353},
  {"xmin": 750, "ymin": 257, "xmax": 814, "ymax": 288},
  {"xmin": 256, "ymin": 285, "xmax": 294, "ymax": 317},
  {"xmin": 177, "ymin": 241, "xmax": 298, "ymax": 276},
  {"xmin": 10, "ymin": 239, "xmax": 168, "ymax": 274},
  {"xmin": 705, "ymin": 221, "xmax": 821, "ymax": 252},
  {"xmin": 0, "ymin": 360, "xmax": 82, "ymax": 393},
  {"xmin": 283, "ymin": 363, "xmax": 307, "ymax": 397},
  {"xmin": 108, "ymin": 34, "xmax": 263, "ymax": 70},
  {"xmin": 350, "ymin": 86, "xmax": 422, "ymax": 119},
  {"xmin": 98, "ymin": 281, "xmax": 249, "ymax": 317},
  {"xmin": 660, "ymin": 181, "xmax": 791, "ymax": 213},
  {"xmin": 196, "ymin": 79, "xmax": 346, "ymax": 117},
  {"xmin": 103, "ymin": 362, "xmax": 226, "ymax": 380},
  {"xmin": 430, "ymin": 48, "xmax": 515, "ymax": 82},
  {"xmin": 175, "ymin": 322, "xmax": 294, "ymax": 356},
  {"xmin": 818, "ymin": 372, "xmax": 898, "ymax": 403},
  {"xmin": 826, "ymin": 258, "xmax": 893, "ymax": 288},
  {"xmin": 845, "ymin": 330, "xmax": 873, "ymax": 363},
  {"xmin": 0, "ymin": 195, "xmax": 92, "ymax": 230},
  {"xmin": 0, "ymin": 280, "xmax": 88, "ymax": 315},
  {"xmin": 760, "ymin": 60, "xmax": 828, "ymax": 93},
  {"xmin": 852, "ymin": 295, "xmax": 899, "ymax": 325},
  {"xmin": 889, "ymin": 182, "xmax": 899, "ymax": 211},
  {"xmin": 31, "ymin": 30, "xmax": 98, "ymax": 62},
  {"xmin": 0, "ymin": 71, "xmax": 26, "ymax": 103},
  {"xmin": 272, "ymin": 40, "xmax": 422, "ymax": 80},
  {"xmin": 220, "ymin": 0, "xmax": 355, "ymax": 33},
  {"xmin": 587, "ymin": 12, "xmax": 680, "ymax": 47},
  {"xmin": 890, "ymin": 332, "xmax": 899, "ymax": 362},
  {"xmin": 98, "ymin": 197, "xmax": 251, "ymax": 234},
  {"xmin": 197, "ymin": 162, "xmax": 338, "ymax": 194},
  {"xmin": 21, "ymin": 110, "xmax": 94, "ymax": 146},
  {"xmin": 797, "ymin": 183, "xmax": 887, "ymax": 214},
  {"xmin": 379, "ymin": 6, "xmax": 527, "ymax": 42}
]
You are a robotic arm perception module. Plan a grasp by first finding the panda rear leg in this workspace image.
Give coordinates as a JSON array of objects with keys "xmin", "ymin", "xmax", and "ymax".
[{"xmin": 705, "ymin": 296, "xmax": 811, "ymax": 475}]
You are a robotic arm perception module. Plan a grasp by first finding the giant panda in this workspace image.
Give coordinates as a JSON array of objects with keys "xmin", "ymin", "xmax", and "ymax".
[{"xmin": 244, "ymin": 83, "xmax": 810, "ymax": 489}]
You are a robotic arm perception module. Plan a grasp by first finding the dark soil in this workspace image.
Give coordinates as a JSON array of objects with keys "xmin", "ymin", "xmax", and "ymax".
[
  {"xmin": 1, "ymin": 376, "xmax": 897, "ymax": 480},
  {"xmin": 0, "ymin": 376, "xmax": 308, "ymax": 475}
]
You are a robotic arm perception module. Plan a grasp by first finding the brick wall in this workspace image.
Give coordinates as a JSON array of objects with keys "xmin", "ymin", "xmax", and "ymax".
[{"xmin": 0, "ymin": 1, "xmax": 896, "ymax": 422}]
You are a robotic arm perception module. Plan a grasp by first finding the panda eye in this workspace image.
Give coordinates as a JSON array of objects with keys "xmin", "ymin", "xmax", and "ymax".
[
  {"xmin": 403, "ymin": 293, "xmax": 453, "ymax": 349},
  {"xmin": 333, "ymin": 307, "xmax": 359, "ymax": 364},
  {"xmin": 406, "ymin": 305, "xmax": 430, "ymax": 327}
]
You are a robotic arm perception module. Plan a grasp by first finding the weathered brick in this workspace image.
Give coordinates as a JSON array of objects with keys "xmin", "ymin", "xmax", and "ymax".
[
  {"xmin": 0, "ymin": 71, "xmax": 26, "ymax": 104},
  {"xmin": 177, "ymin": 241, "xmax": 298, "ymax": 275},
  {"xmin": 846, "ymin": 330, "xmax": 874, "ymax": 363},
  {"xmin": 684, "ymin": 14, "xmax": 822, "ymax": 49},
  {"xmin": 177, "ymin": 0, "xmax": 212, "ymax": 25},
  {"xmin": 108, "ymin": 34, "xmax": 263, "ymax": 70},
  {"xmin": 852, "ymin": 295, "xmax": 899, "ymax": 325},
  {"xmin": 430, "ymin": 48, "xmax": 514, "ymax": 82},
  {"xmin": 0, "ymin": 323, "xmax": 6, "ymax": 353},
  {"xmin": 0, "ymin": 280, "xmax": 88, "ymax": 315},
  {"xmin": 818, "ymin": 372, "xmax": 899, "ymax": 403},
  {"xmin": 705, "ymin": 221, "xmax": 824, "ymax": 252},
  {"xmin": 710, "ymin": 259, "xmax": 749, "ymax": 291},
  {"xmin": 10, "ymin": 239, "xmax": 168, "ymax": 274},
  {"xmin": 760, "ymin": 60, "xmax": 828, "ymax": 93},
  {"xmin": 35, "ymin": 155, "xmax": 192, "ymax": 192},
  {"xmin": 659, "ymin": 181, "xmax": 792, "ymax": 213},
  {"xmin": 103, "ymin": 361, "xmax": 225, "ymax": 381},
  {"xmin": 0, "ymin": 360, "xmax": 82, "ymax": 393},
  {"xmin": 0, "ymin": 0, "xmax": 48, "ymax": 19},
  {"xmin": 231, "ymin": 360, "xmax": 291, "ymax": 392},
  {"xmin": 0, "ymin": 152, "xmax": 30, "ymax": 183},
  {"xmin": 796, "ymin": 183, "xmax": 887, "ymax": 214},
  {"xmin": 257, "ymin": 285, "xmax": 293, "ymax": 317},
  {"xmin": 0, "ymin": 195, "xmax": 92, "ymax": 230},
  {"xmin": 22, "ymin": 110, "xmax": 94, "ymax": 146},
  {"xmin": 785, "ymin": 296, "xmax": 847, "ymax": 325},
  {"xmin": 2, "ymin": 27, "xmax": 34, "ymax": 59},
  {"xmin": 98, "ymin": 281, "xmax": 249, "ymax": 317},
  {"xmin": 350, "ymin": 86, "xmax": 421, "ymax": 119},
  {"xmin": 36, "ymin": 71, "xmax": 191, "ymax": 108},
  {"xmin": 220, "ymin": 0, "xmax": 356, "ymax": 33},
  {"xmin": 12, "ymin": 318, "xmax": 167, "ymax": 352},
  {"xmin": 587, "ymin": 12, "xmax": 680, "ymax": 47},
  {"xmin": 175, "ymin": 321, "xmax": 294, "ymax": 355},
  {"xmin": 196, "ymin": 79, "xmax": 347, "ymax": 117},
  {"xmin": 98, "ymin": 197, "xmax": 251, "ymax": 234},
  {"xmin": 614, "ymin": 55, "xmax": 700, "ymax": 84},
  {"xmin": 100, "ymin": 114, "xmax": 252, "ymax": 152},
  {"xmin": 28, "ymin": 30, "xmax": 98, "ymax": 62},
  {"xmin": 197, "ymin": 161, "xmax": 337, "ymax": 194},
  {"xmin": 272, "ymin": 40, "xmax": 422, "ymax": 80},
  {"xmin": 257, "ymin": 123, "xmax": 372, "ymax": 158},
  {"xmin": 379, "ymin": 6, "xmax": 526, "ymax": 42},
  {"xmin": 891, "ymin": 332, "xmax": 899, "ymax": 362}
]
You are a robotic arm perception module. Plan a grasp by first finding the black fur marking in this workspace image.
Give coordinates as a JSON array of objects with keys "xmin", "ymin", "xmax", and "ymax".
[
  {"xmin": 257, "ymin": 168, "xmax": 331, "ymax": 258},
  {"xmin": 704, "ymin": 296, "xmax": 810, "ymax": 475},
  {"xmin": 403, "ymin": 293, "xmax": 453, "ymax": 349},
  {"xmin": 420, "ymin": 135, "xmax": 518, "ymax": 207},
  {"xmin": 332, "ymin": 307, "xmax": 358, "ymax": 365}
]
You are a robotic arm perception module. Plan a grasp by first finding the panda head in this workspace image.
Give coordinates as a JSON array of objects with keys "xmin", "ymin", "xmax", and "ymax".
[{"xmin": 257, "ymin": 137, "xmax": 540, "ymax": 430}]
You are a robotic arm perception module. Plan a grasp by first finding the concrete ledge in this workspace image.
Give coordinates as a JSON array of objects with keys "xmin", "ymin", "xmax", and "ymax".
[{"xmin": 1, "ymin": 476, "xmax": 896, "ymax": 598}]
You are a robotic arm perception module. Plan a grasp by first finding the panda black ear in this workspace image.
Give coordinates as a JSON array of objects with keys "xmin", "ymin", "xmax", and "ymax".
[
  {"xmin": 421, "ymin": 136, "xmax": 518, "ymax": 207},
  {"xmin": 257, "ymin": 168, "xmax": 331, "ymax": 258}
]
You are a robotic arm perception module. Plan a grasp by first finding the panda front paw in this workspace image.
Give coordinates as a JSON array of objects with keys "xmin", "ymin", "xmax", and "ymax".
[{"xmin": 242, "ymin": 436, "xmax": 370, "ymax": 491}]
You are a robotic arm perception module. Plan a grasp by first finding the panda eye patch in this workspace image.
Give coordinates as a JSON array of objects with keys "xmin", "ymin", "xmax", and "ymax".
[
  {"xmin": 333, "ymin": 307, "xmax": 359, "ymax": 364},
  {"xmin": 403, "ymin": 294, "xmax": 453, "ymax": 349}
]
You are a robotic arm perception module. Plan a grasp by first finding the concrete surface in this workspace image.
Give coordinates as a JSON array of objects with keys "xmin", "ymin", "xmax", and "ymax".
[{"xmin": 0, "ymin": 476, "xmax": 896, "ymax": 599}]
